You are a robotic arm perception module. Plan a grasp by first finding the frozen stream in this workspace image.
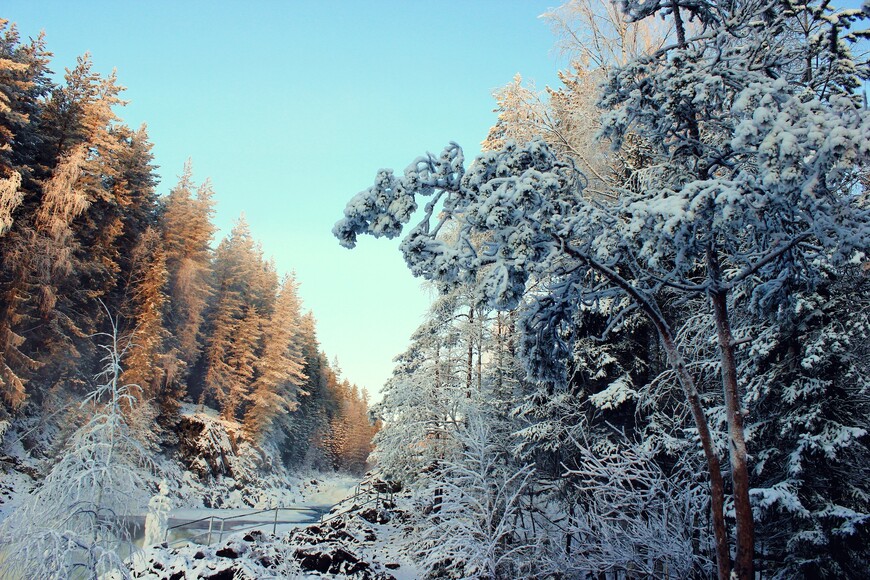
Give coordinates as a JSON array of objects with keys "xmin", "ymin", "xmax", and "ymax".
[{"xmin": 128, "ymin": 476, "xmax": 360, "ymax": 548}]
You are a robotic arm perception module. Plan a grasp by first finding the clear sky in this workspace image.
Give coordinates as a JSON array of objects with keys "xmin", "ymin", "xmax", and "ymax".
[{"xmin": 4, "ymin": 1, "xmax": 566, "ymax": 401}]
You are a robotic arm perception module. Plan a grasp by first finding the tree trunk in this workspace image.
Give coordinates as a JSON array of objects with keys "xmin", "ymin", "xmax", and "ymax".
[
  {"xmin": 658, "ymin": 327, "xmax": 731, "ymax": 580},
  {"xmin": 466, "ymin": 306, "xmax": 474, "ymax": 397},
  {"xmin": 708, "ymin": 249, "xmax": 754, "ymax": 580},
  {"xmin": 435, "ymin": 339, "xmax": 441, "ymax": 390},
  {"xmin": 496, "ymin": 313, "xmax": 504, "ymax": 395},
  {"xmin": 561, "ymin": 242, "xmax": 732, "ymax": 579},
  {"xmin": 476, "ymin": 311, "xmax": 483, "ymax": 391}
]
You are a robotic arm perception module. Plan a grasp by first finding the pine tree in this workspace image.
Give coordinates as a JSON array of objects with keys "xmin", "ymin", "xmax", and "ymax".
[
  {"xmin": 118, "ymin": 226, "xmax": 169, "ymax": 442},
  {"xmin": 244, "ymin": 274, "xmax": 307, "ymax": 441},
  {"xmin": 38, "ymin": 53, "xmax": 123, "ymax": 165},
  {"xmin": 331, "ymin": 383, "xmax": 376, "ymax": 474},
  {"xmin": 278, "ymin": 311, "xmax": 324, "ymax": 468},
  {"xmin": 370, "ymin": 297, "xmax": 469, "ymax": 483},
  {"xmin": 161, "ymin": 163, "xmax": 216, "ymax": 381},
  {"xmin": 119, "ymin": 228, "xmax": 167, "ymax": 389},
  {"xmin": 742, "ymin": 268, "xmax": 870, "ymax": 576},
  {"xmin": 88, "ymin": 124, "xmax": 160, "ymax": 314},
  {"xmin": 222, "ymin": 304, "xmax": 261, "ymax": 421},
  {"xmin": 7, "ymin": 146, "xmax": 90, "ymax": 404},
  {"xmin": 481, "ymin": 73, "xmax": 545, "ymax": 152},
  {"xmin": 0, "ymin": 19, "xmax": 52, "ymax": 182},
  {"xmin": 0, "ymin": 42, "xmax": 113, "ymax": 412},
  {"xmin": 1, "ymin": 54, "xmax": 140, "ymax": 409},
  {"xmin": 199, "ymin": 216, "xmax": 275, "ymax": 419}
]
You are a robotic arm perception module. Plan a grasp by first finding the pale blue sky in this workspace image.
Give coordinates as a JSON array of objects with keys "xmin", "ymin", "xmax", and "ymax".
[{"xmin": 5, "ymin": 1, "xmax": 565, "ymax": 400}]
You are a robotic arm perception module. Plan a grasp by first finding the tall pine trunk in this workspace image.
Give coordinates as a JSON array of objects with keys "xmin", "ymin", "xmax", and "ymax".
[
  {"xmin": 708, "ymin": 248, "xmax": 754, "ymax": 579},
  {"xmin": 657, "ymin": 320, "xmax": 731, "ymax": 580},
  {"xmin": 563, "ymin": 244, "xmax": 733, "ymax": 579}
]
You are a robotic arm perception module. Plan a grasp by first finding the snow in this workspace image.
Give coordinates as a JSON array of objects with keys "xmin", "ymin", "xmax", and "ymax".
[
  {"xmin": 132, "ymin": 480, "xmax": 421, "ymax": 579},
  {"xmin": 144, "ymin": 480, "xmax": 171, "ymax": 547},
  {"xmin": 135, "ymin": 473, "xmax": 360, "ymax": 546},
  {"xmin": 589, "ymin": 375, "xmax": 636, "ymax": 410}
]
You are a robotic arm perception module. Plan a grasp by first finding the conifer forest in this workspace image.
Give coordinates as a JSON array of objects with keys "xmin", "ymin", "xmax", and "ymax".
[{"xmin": 1, "ymin": 1, "xmax": 869, "ymax": 579}]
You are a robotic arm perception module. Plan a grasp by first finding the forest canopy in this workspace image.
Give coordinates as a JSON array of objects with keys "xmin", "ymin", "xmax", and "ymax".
[
  {"xmin": 0, "ymin": 18, "xmax": 376, "ymax": 473},
  {"xmin": 334, "ymin": 0, "xmax": 870, "ymax": 577}
]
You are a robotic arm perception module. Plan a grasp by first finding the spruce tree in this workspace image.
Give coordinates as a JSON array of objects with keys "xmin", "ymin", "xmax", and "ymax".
[
  {"xmin": 161, "ymin": 163, "xmax": 216, "ymax": 385},
  {"xmin": 199, "ymin": 216, "xmax": 274, "ymax": 418},
  {"xmin": 118, "ymin": 226, "xmax": 170, "ymax": 443},
  {"xmin": 0, "ymin": 19, "xmax": 52, "ymax": 182},
  {"xmin": 244, "ymin": 274, "xmax": 307, "ymax": 441}
]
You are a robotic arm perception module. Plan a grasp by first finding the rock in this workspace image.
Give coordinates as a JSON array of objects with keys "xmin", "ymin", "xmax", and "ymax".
[
  {"xmin": 358, "ymin": 507, "xmax": 390, "ymax": 524},
  {"xmin": 345, "ymin": 560, "xmax": 371, "ymax": 575},
  {"xmin": 328, "ymin": 517, "xmax": 346, "ymax": 530},
  {"xmin": 331, "ymin": 529, "xmax": 356, "ymax": 543},
  {"xmin": 215, "ymin": 547, "xmax": 238, "ymax": 559},
  {"xmin": 385, "ymin": 562, "xmax": 400, "ymax": 570},
  {"xmin": 194, "ymin": 551, "xmax": 205, "ymax": 560},
  {"xmin": 318, "ymin": 552, "xmax": 333, "ymax": 572},
  {"xmin": 205, "ymin": 568, "xmax": 236, "ymax": 580},
  {"xmin": 333, "ymin": 547, "xmax": 360, "ymax": 565},
  {"xmin": 371, "ymin": 479, "xmax": 401, "ymax": 494}
]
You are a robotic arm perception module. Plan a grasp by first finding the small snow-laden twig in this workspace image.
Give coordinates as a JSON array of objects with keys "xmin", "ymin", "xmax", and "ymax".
[{"xmin": 558, "ymin": 435, "xmax": 714, "ymax": 578}]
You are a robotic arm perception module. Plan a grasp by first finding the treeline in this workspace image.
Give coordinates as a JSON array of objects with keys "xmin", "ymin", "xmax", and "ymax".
[
  {"xmin": 337, "ymin": 0, "xmax": 870, "ymax": 578},
  {"xmin": 0, "ymin": 20, "xmax": 375, "ymax": 473}
]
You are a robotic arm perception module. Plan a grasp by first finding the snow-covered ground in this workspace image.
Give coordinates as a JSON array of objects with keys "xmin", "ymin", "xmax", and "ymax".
[
  {"xmin": 132, "ymin": 483, "xmax": 422, "ymax": 579},
  {"xmin": 134, "ymin": 474, "xmax": 360, "ymax": 548},
  {"xmin": 2, "ymin": 406, "xmax": 393, "ymax": 577}
]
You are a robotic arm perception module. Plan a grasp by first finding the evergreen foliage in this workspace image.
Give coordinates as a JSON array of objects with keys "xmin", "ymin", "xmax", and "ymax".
[
  {"xmin": 0, "ymin": 24, "xmax": 377, "ymax": 480},
  {"xmin": 335, "ymin": 0, "xmax": 869, "ymax": 576}
]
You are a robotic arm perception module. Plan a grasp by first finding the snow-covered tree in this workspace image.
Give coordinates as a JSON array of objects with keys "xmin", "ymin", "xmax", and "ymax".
[
  {"xmin": 486, "ymin": 310, "xmax": 525, "ymax": 404},
  {"xmin": 0, "ymin": 170, "xmax": 21, "ymax": 236},
  {"xmin": 333, "ymin": 137, "xmax": 735, "ymax": 574},
  {"xmin": 370, "ymin": 289, "xmax": 483, "ymax": 484},
  {"xmin": 335, "ymin": 1, "xmax": 869, "ymax": 575},
  {"xmin": 415, "ymin": 410, "xmax": 535, "ymax": 579},
  {"xmin": 596, "ymin": 0, "xmax": 870, "ymax": 574},
  {"xmin": 482, "ymin": 67, "xmax": 616, "ymax": 199},
  {"xmin": 558, "ymin": 439, "xmax": 711, "ymax": 577},
  {"xmin": 161, "ymin": 162, "xmax": 216, "ymax": 381},
  {"xmin": 199, "ymin": 216, "xmax": 276, "ymax": 419},
  {"xmin": 118, "ymin": 226, "xmax": 169, "ymax": 443},
  {"xmin": 0, "ymin": 19, "xmax": 52, "ymax": 181},
  {"xmin": 542, "ymin": 0, "xmax": 670, "ymax": 67},
  {"xmin": 0, "ymin": 50, "xmax": 150, "ymax": 413},
  {"xmin": 481, "ymin": 74, "xmax": 547, "ymax": 153},
  {"xmin": 279, "ymin": 311, "xmax": 329, "ymax": 468},
  {"xmin": 0, "ymin": 145, "xmax": 90, "ymax": 410},
  {"xmin": 243, "ymin": 274, "xmax": 307, "ymax": 440},
  {"xmin": 0, "ymin": 316, "xmax": 150, "ymax": 579},
  {"xmin": 740, "ymin": 267, "xmax": 870, "ymax": 576},
  {"xmin": 222, "ymin": 304, "xmax": 262, "ymax": 420}
]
